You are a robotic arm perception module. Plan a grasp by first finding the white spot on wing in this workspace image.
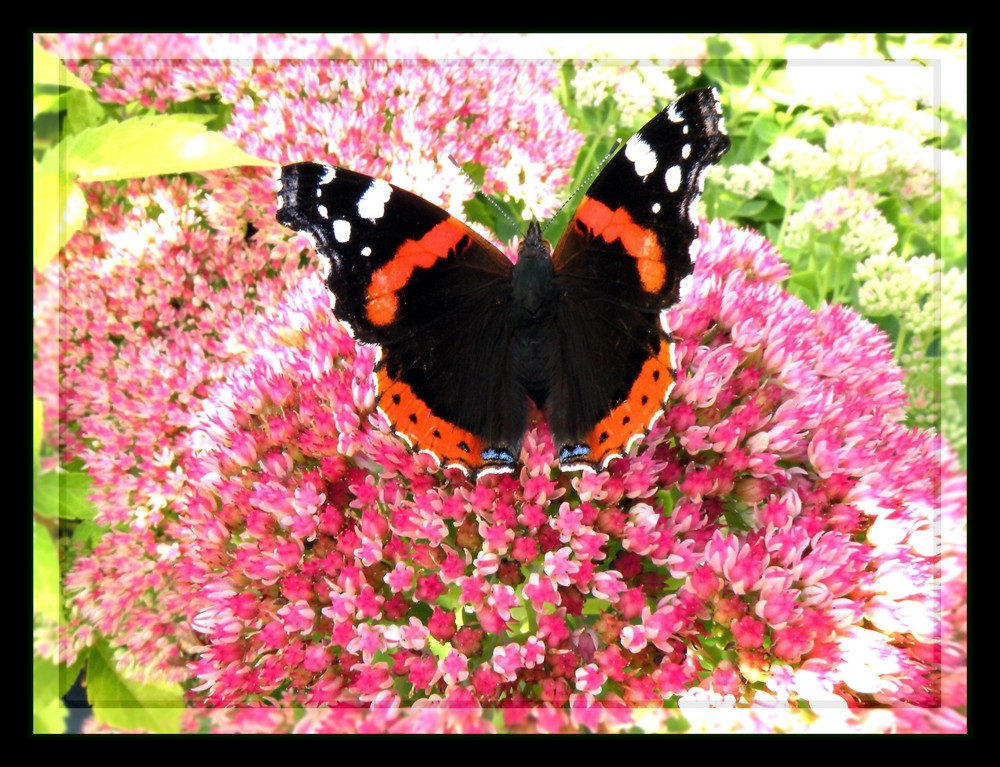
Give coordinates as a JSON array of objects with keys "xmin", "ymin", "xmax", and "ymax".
[
  {"xmin": 357, "ymin": 179, "xmax": 392, "ymax": 220},
  {"xmin": 651, "ymin": 202, "xmax": 661, "ymax": 214},
  {"xmin": 276, "ymin": 195, "xmax": 284, "ymax": 210},
  {"xmin": 319, "ymin": 166, "xmax": 336, "ymax": 184},
  {"xmin": 682, "ymin": 143, "xmax": 692, "ymax": 159},
  {"xmin": 696, "ymin": 166, "xmax": 709, "ymax": 194},
  {"xmin": 317, "ymin": 204, "xmax": 329, "ymax": 219},
  {"xmin": 687, "ymin": 197, "xmax": 701, "ymax": 226},
  {"xmin": 665, "ymin": 165, "xmax": 682, "ymax": 193},
  {"xmin": 666, "ymin": 100, "xmax": 684, "ymax": 123},
  {"xmin": 683, "ymin": 124, "xmax": 690, "ymax": 135},
  {"xmin": 333, "ymin": 219, "xmax": 351, "ymax": 243},
  {"xmin": 361, "ymin": 246, "xmax": 372, "ymax": 257},
  {"xmin": 625, "ymin": 135, "xmax": 658, "ymax": 178}
]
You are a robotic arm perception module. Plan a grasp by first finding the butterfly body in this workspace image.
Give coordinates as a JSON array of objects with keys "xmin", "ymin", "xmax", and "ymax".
[{"xmin": 277, "ymin": 88, "xmax": 730, "ymax": 477}]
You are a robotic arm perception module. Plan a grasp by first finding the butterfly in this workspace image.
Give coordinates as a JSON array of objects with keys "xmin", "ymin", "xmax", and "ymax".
[{"xmin": 277, "ymin": 88, "xmax": 729, "ymax": 477}]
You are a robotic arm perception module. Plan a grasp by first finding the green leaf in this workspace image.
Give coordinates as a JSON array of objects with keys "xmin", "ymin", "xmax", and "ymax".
[
  {"xmin": 33, "ymin": 655, "xmax": 68, "ymax": 733},
  {"xmin": 426, "ymin": 635, "xmax": 450, "ymax": 661},
  {"xmin": 750, "ymin": 114, "xmax": 782, "ymax": 148},
  {"xmin": 88, "ymin": 641, "xmax": 184, "ymax": 734},
  {"xmin": 72, "ymin": 518, "xmax": 108, "ymax": 549},
  {"xmin": 733, "ymin": 199, "xmax": 769, "ymax": 218},
  {"xmin": 33, "ymin": 518, "xmax": 61, "ymax": 623},
  {"xmin": 787, "ymin": 270, "xmax": 821, "ymax": 308},
  {"xmin": 33, "ymin": 90, "xmax": 64, "ymax": 119},
  {"xmin": 582, "ymin": 597, "xmax": 611, "ymax": 616},
  {"xmin": 60, "ymin": 650, "xmax": 88, "ymax": 698},
  {"xmin": 63, "ymin": 88, "xmax": 108, "ymax": 136},
  {"xmin": 33, "ymin": 162, "xmax": 87, "ymax": 270},
  {"xmin": 665, "ymin": 714, "xmax": 690, "ymax": 732},
  {"xmin": 64, "ymin": 115, "xmax": 275, "ymax": 182},
  {"xmin": 33, "ymin": 43, "xmax": 90, "ymax": 90},
  {"xmin": 769, "ymin": 175, "xmax": 791, "ymax": 207},
  {"xmin": 34, "ymin": 469, "xmax": 98, "ymax": 520}
]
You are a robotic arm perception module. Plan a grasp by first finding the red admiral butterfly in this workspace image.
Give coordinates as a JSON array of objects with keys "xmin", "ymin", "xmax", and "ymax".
[{"xmin": 277, "ymin": 88, "xmax": 729, "ymax": 477}]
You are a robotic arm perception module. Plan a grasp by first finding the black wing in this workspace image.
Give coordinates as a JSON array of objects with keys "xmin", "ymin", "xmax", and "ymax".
[
  {"xmin": 548, "ymin": 89, "xmax": 730, "ymax": 469},
  {"xmin": 277, "ymin": 163, "xmax": 526, "ymax": 475}
]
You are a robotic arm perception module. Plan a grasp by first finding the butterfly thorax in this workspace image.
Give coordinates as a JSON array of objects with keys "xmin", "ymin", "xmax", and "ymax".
[{"xmin": 510, "ymin": 220, "xmax": 557, "ymax": 408}]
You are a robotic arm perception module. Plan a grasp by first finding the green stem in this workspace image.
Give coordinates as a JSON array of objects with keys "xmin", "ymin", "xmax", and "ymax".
[
  {"xmin": 775, "ymin": 177, "xmax": 797, "ymax": 253},
  {"xmin": 573, "ymin": 109, "xmax": 618, "ymax": 191}
]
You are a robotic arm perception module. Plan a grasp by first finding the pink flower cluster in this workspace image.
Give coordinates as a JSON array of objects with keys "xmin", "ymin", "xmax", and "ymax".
[
  {"xmin": 178, "ymin": 222, "xmax": 965, "ymax": 732},
  {"xmin": 35, "ymin": 34, "xmax": 965, "ymax": 733},
  {"xmin": 36, "ymin": 33, "xmax": 581, "ymax": 684}
]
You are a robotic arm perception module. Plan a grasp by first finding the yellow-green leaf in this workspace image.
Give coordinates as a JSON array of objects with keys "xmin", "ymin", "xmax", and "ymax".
[
  {"xmin": 33, "ymin": 396, "xmax": 43, "ymax": 479},
  {"xmin": 33, "ymin": 43, "xmax": 91, "ymax": 90},
  {"xmin": 89, "ymin": 641, "xmax": 184, "ymax": 734},
  {"xmin": 33, "ymin": 518, "xmax": 61, "ymax": 622},
  {"xmin": 65, "ymin": 115, "xmax": 276, "ymax": 182},
  {"xmin": 582, "ymin": 597, "xmax": 611, "ymax": 616},
  {"xmin": 33, "ymin": 163, "xmax": 87, "ymax": 270},
  {"xmin": 33, "ymin": 655, "xmax": 68, "ymax": 734},
  {"xmin": 34, "ymin": 469, "xmax": 97, "ymax": 520}
]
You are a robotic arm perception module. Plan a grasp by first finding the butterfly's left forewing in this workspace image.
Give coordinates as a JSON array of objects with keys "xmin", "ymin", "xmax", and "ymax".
[
  {"xmin": 277, "ymin": 163, "xmax": 524, "ymax": 476},
  {"xmin": 549, "ymin": 89, "xmax": 730, "ymax": 469}
]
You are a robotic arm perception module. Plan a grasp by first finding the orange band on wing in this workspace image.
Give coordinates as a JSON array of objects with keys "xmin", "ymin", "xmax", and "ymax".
[
  {"xmin": 575, "ymin": 196, "xmax": 666, "ymax": 293},
  {"xmin": 376, "ymin": 367, "xmax": 484, "ymax": 473},
  {"xmin": 582, "ymin": 339, "xmax": 676, "ymax": 466},
  {"xmin": 366, "ymin": 219, "xmax": 468, "ymax": 326}
]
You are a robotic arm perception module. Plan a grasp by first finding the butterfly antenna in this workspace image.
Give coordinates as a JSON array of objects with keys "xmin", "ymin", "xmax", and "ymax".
[
  {"xmin": 542, "ymin": 137, "xmax": 623, "ymax": 234},
  {"xmin": 447, "ymin": 155, "xmax": 523, "ymax": 237}
]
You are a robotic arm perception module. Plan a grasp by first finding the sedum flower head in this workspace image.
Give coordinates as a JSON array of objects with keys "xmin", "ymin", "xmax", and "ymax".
[
  {"xmin": 825, "ymin": 122, "xmax": 935, "ymax": 198},
  {"xmin": 855, "ymin": 252, "xmax": 941, "ymax": 336},
  {"xmin": 940, "ymin": 266, "xmax": 967, "ymax": 389},
  {"xmin": 785, "ymin": 187, "xmax": 898, "ymax": 258},
  {"xmin": 179, "ymin": 220, "xmax": 964, "ymax": 733},
  {"xmin": 768, "ymin": 137, "xmax": 834, "ymax": 182},
  {"xmin": 712, "ymin": 161, "xmax": 775, "ymax": 199},
  {"xmin": 572, "ymin": 62, "xmax": 678, "ymax": 129}
]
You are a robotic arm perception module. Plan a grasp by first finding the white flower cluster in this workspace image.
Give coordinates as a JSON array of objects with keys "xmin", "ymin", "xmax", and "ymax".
[
  {"xmin": 941, "ymin": 390, "xmax": 967, "ymax": 458},
  {"xmin": 572, "ymin": 62, "xmax": 678, "ymax": 129},
  {"xmin": 940, "ymin": 265, "xmax": 967, "ymax": 388},
  {"xmin": 785, "ymin": 187, "xmax": 898, "ymax": 258},
  {"xmin": 855, "ymin": 253, "xmax": 940, "ymax": 336},
  {"xmin": 857, "ymin": 252, "xmax": 966, "ymax": 452},
  {"xmin": 825, "ymin": 122, "xmax": 935, "ymax": 198},
  {"xmin": 712, "ymin": 161, "xmax": 775, "ymax": 199},
  {"xmin": 769, "ymin": 137, "xmax": 833, "ymax": 181},
  {"xmin": 783, "ymin": 41, "xmax": 938, "ymax": 118},
  {"xmin": 863, "ymin": 98, "xmax": 940, "ymax": 139}
]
